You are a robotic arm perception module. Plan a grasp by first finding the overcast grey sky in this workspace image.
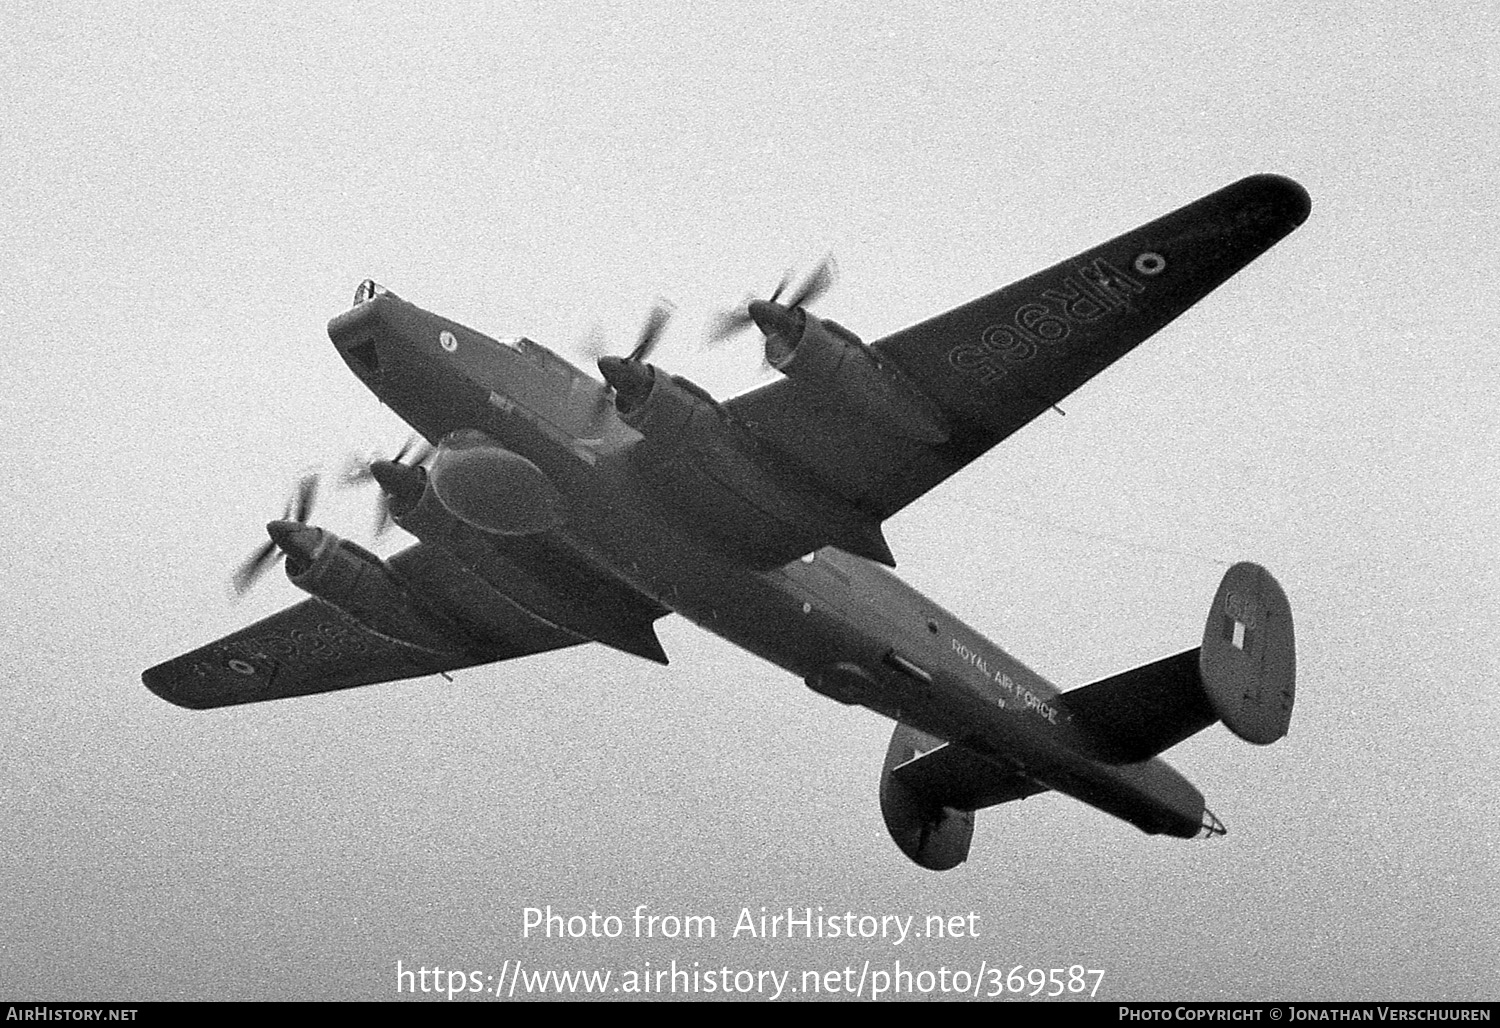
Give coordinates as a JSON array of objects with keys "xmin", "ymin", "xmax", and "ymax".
[{"xmin": 3, "ymin": 1, "xmax": 1495, "ymax": 1002}]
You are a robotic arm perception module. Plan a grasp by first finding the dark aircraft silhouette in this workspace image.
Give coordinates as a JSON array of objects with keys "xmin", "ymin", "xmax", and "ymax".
[{"xmin": 145, "ymin": 175, "xmax": 1309, "ymax": 870}]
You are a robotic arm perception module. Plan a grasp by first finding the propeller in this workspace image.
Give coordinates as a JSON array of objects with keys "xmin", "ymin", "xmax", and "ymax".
[
  {"xmin": 579, "ymin": 299, "xmax": 676, "ymax": 367},
  {"xmin": 593, "ymin": 299, "xmax": 676, "ymax": 414},
  {"xmin": 231, "ymin": 473, "xmax": 319, "ymax": 596},
  {"xmin": 339, "ymin": 435, "xmax": 434, "ymax": 538},
  {"xmin": 627, "ymin": 298, "xmax": 675, "ymax": 364},
  {"xmin": 578, "ymin": 321, "xmax": 611, "ymax": 363},
  {"xmin": 706, "ymin": 255, "xmax": 838, "ymax": 345}
]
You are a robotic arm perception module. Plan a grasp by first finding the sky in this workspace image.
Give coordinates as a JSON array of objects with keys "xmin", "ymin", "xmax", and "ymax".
[{"xmin": 3, "ymin": 0, "xmax": 1496, "ymax": 1003}]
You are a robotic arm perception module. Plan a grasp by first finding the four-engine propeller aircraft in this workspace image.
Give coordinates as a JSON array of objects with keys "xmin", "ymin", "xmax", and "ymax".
[{"xmin": 145, "ymin": 174, "xmax": 1310, "ymax": 870}]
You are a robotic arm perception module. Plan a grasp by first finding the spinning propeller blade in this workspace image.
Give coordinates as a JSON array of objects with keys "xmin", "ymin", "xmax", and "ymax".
[
  {"xmin": 627, "ymin": 299, "xmax": 675, "ymax": 364},
  {"xmin": 705, "ymin": 256, "xmax": 837, "ymax": 346},
  {"xmin": 231, "ymin": 473, "xmax": 320, "ymax": 596},
  {"xmin": 338, "ymin": 436, "xmax": 433, "ymax": 538},
  {"xmin": 592, "ymin": 299, "xmax": 677, "ymax": 413}
]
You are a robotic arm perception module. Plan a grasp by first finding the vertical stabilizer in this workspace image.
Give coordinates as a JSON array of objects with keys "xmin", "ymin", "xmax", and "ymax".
[{"xmin": 1199, "ymin": 563, "xmax": 1296, "ymax": 744}]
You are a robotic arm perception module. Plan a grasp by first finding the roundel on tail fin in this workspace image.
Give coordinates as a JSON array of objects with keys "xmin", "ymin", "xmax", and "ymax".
[{"xmin": 1199, "ymin": 562, "xmax": 1296, "ymax": 745}]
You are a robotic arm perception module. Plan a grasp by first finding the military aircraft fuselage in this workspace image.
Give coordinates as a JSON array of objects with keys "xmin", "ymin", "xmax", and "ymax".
[{"xmin": 327, "ymin": 288, "xmax": 1210, "ymax": 840}]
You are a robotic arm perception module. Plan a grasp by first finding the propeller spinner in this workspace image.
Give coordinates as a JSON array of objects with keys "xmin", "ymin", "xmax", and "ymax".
[
  {"xmin": 706, "ymin": 255, "xmax": 838, "ymax": 346},
  {"xmin": 594, "ymin": 298, "xmax": 676, "ymax": 415},
  {"xmin": 339, "ymin": 435, "xmax": 434, "ymax": 538}
]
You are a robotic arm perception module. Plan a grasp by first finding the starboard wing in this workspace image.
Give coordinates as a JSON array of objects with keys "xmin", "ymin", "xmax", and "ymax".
[{"xmin": 724, "ymin": 174, "xmax": 1310, "ymax": 521}]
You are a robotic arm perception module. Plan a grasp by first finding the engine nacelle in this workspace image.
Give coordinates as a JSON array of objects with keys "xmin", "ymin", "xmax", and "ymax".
[
  {"xmin": 428, "ymin": 429, "xmax": 568, "ymax": 536},
  {"xmin": 769, "ymin": 312, "xmax": 949, "ymax": 444},
  {"xmin": 879, "ymin": 724, "xmax": 974, "ymax": 871},
  {"xmin": 281, "ymin": 526, "xmax": 473, "ymax": 656},
  {"xmin": 601, "ymin": 360, "xmax": 898, "ymax": 566},
  {"xmin": 599, "ymin": 357, "xmax": 715, "ymax": 439}
]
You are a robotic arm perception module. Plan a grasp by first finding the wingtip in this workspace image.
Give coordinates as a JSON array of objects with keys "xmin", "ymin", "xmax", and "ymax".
[
  {"xmin": 141, "ymin": 663, "xmax": 214, "ymax": 710},
  {"xmin": 1240, "ymin": 173, "xmax": 1312, "ymax": 229}
]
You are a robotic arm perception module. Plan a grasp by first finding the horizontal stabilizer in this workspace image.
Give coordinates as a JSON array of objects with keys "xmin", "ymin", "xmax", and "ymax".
[
  {"xmin": 889, "ymin": 740, "xmax": 1046, "ymax": 810},
  {"xmin": 1063, "ymin": 648, "xmax": 1216, "ymax": 764}
]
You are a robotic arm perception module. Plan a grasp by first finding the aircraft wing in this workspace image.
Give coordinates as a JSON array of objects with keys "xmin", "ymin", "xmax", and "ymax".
[
  {"xmin": 724, "ymin": 175, "xmax": 1310, "ymax": 521},
  {"xmin": 143, "ymin": 545, "xmax": 586, "ymax": 709}
]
